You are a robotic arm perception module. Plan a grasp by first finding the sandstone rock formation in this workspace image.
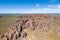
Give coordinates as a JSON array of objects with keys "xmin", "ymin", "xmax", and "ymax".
[{"xmin": 0, "ymin": 14, "xmax": 60, "ymax": 40}]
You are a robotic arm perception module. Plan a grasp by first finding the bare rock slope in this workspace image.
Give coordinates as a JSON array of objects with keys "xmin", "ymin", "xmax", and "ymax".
[{"xmin": 1, "ymin": 14, "xmax": 60, "ymax": 40}]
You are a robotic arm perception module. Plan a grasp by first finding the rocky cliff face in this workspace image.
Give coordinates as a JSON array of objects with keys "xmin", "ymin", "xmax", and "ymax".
[{"xmin": 1, "ymin": 14, "xmax": 60, "ymax": 40}]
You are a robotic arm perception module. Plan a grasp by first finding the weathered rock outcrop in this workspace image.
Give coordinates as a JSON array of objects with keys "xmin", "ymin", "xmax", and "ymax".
[{"xmin": 1, "ymin": 14, "xmax": 60, "ymax": 40}]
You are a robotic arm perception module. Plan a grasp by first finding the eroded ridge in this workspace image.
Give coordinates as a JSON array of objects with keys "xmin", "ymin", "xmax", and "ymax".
[{"xmin": 0, "ymin": 14, "xmax": 58, "ymax": 40}]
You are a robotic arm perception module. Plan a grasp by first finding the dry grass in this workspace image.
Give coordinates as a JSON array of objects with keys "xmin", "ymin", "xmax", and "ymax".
[{"xmin": 0, "ymin": 15, "xmax": 17, "ymax": 35}]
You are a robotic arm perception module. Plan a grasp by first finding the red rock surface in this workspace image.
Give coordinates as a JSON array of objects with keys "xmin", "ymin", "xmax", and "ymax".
[{"xmin": 1, "ymin": 14, "xmax": 59, "ymax": 40}]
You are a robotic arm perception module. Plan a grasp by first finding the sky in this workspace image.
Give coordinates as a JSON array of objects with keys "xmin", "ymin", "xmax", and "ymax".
[{"xmin": 0, "ymin": 0, "xmax": 60, "ymax": 13}]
